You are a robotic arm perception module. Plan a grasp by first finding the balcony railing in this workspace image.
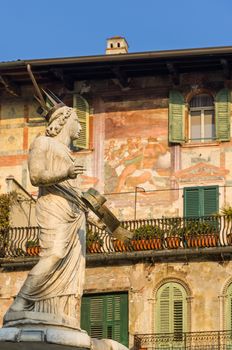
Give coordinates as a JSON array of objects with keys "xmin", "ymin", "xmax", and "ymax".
[
  {"xmin": 134, "ymin": 331, "xmax": 232, "ymax": 350},
  {"xmin": 0, "ymin": 215, "xmax": 232, "ymax": 259}
]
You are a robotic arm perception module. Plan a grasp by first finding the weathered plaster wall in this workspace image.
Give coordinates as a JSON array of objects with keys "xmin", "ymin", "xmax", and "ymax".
[
  {"xmin": 0, "ymin": 90, "xmax": 96, "ymax": 197},
  {"xmin": 84, "ymin": 261, "xmax": 232, "ymax": 336},
  {"xmin": 1, "ymin": 73, "xmax": 232, "ymax": 221},
  {"xmin": 1, "ymin": 260, "xmax": 232, "ymax": 346}
]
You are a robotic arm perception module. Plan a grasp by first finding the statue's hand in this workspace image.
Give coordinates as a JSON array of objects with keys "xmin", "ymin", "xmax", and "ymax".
[{"xmin": 68, "ymin": 164, "xmax": 86, "ymax": 179}]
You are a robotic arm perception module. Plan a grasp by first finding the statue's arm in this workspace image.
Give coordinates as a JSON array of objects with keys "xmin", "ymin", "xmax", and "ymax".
[{"xmin": 28, "ymin": 138, "xmax": 71, "ymax": 187}]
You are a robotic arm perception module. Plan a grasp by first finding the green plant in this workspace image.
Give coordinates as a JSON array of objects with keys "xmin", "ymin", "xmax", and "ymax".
[
  {"xmin": 133, "ymin": 225, "xmax": 164, "ymax": 240},
  {"xmin": 164, "ymin": 219, "xmax": 183, "ymax": 237},
  {"xmin": 183, "ymin": 220, "xmax": 218, "ymax": 236},
  {"xmin": 0, "ymin": 191, "xmax": 18, "ymax": 229},
  {"xmin": 26, "ymin": 239, "xmax": 39, "ymax": 248},
  {"xmin": 220, "ymin": 206, "xmax": 232, "ymax": 216},
  {"xmin": 86, "ymin": 230, "xmax": 103, "ymax": 246}
]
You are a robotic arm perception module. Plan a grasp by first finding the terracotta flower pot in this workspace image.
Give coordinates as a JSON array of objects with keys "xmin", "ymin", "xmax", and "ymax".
[
  {"xmin": 205, "ymin": 234, "xmax": 219, "ymax": 247},
  {"xmin": 131, "ymin": 240, "xmax": 141, "ymax": 251},
  {"xmin": 131, "ymin": 238, "xmax": 162, "ymax": 251},
  {"xmin": 148, "ymin": 238, "xmax": 162, "ymax": 250},
  {"xmin": 186, "ymin": 237, "xmax": 198, "ymax": 248},
  {"xmin": 113, "ymin": 240, "xmax": 129, "ymax": 252},
  {"xmin": 166, "ymin": 236, "xmax": 181, "ymax": 249},
  {"xmin": 186, "ymin": 234, "xmax": 219, "ymax": 248},
  {"xmin": 87, "ymin": 242, "xmax": 102, "ymax": 253},
  {"xmin": 26, "ymin": 246, "xmax": 41, "ymax": 256}
]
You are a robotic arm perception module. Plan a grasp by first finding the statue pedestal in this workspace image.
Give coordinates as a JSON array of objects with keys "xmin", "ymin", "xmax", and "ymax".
[
  {"xmin": 0, "ymin": 311, "xmax": 91, "ymax": 349},
  {"xmin": 0, "ymin": 325, "xmax": 91, "ymax": 349},
  {"xmin": 0, "ymin": 311, "xmax": 129, "ymax": 350}
]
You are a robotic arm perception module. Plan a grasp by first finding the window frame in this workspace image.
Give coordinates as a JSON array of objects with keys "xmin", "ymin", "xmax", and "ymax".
[
  {"xmin": 81, "ymin": 292, "xmax": 128, "ymax": 347},
  {"xmin": 184, "ymin": 185, "xmax": 219, "ymax": 218},
  {"xmin": 188, "ymin": 99, "xmax": 216, "ymax": 143},
  {"xmin": 156, "ymin": 282, "xmax": 188, "ymax": 336},
  {"xmin": 168, "ymin": 89, "xmax": 231, "ymax": 144},
  {"xmin": 226, "ymin": 284, "xmax": 232, "ymax": 332}
]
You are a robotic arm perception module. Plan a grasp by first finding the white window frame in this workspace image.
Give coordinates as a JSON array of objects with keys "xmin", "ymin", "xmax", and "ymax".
[{"xmin": 189, "ymin": 105, "xmax": 215, "ymax": 142}]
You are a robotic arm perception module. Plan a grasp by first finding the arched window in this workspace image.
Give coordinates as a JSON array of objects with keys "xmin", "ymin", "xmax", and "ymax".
[
  {"xmin": 189, "ymin": 94, "xmax": 215, "ymax": 142},
  {"xmin": 169, "ymin": 89, "xmax": 231, "ymax": 143},
  {"xmin": 225, "ymin": 283, "xmax": 232, "ymax": 330},
  {"xmin": 156, "ymin": 282, "xmax": 187, "ymax": 335}
]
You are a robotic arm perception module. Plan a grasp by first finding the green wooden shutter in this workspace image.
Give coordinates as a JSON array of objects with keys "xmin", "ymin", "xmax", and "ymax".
[
  {"xmin": 203, "ymin": 187, "xmax": 219, "ymax": 216},
  {"xmin": 156, "ymin": 283, "xmax": 187, "ymax": 334},
  {"xmin": 73, "ymin": 94, "xmax": 89, "ymax": 149},
  {"xmin": 90, "ymin": 297, "xmax": 104, "ymax": 339},
  {"xmin": 184, "ymin": 188, "xmax": 200, "ymax": 217},
  {"xmin": 216, "ymin": 88, "xmax": 231, "ymax": 141},
  {"xmin": 169, "ymin": 90, "xmax": 185, "ymax": 143},
  {"xmin": 184, "ymin": 186, "xmax": 219, "ymax": 217},
  {"xmin": 119, "ymin": 293, "xmax": 128, "ymax": 346},
  {"xmin": 173, "ymin": 286, "xmax": 184, "ymax": 338},
  {"xmin": 81, "ymin": 293, "xmax": 128, "ymax": 347},
  {"xmin": 226, "ymin": 284, "xmax": 232, "ymax": 330},
  {"xmin": 81, "ymin": 296, "xmax": 90, "ymax": 334},
  {"xmin": 159, "ymin": 285, "xmax": 171, "ymax": 333}
]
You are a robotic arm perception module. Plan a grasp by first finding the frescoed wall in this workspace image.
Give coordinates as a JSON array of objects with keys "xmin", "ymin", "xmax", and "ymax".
[
  {"xmin": 104, "ymin": 105, "xmax": 171, "ymax": 194},
  {"xmin": 1, "ymin": 74, "xmax": 232, "ymax": 220}
]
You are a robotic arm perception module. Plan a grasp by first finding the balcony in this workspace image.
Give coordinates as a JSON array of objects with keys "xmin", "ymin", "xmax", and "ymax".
[
  {"xmin": 134, "ymin": 331, "xmax": 232, "ymax": 350},
  {"xmin": 0, "ymin": 215, "xmax": 232, "ymax": 266}
]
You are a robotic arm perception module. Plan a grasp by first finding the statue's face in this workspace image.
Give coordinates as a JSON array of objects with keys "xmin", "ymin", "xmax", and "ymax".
[{"xmin": 69, "ymin": 109, "xmax": 82, "ymax": 141}]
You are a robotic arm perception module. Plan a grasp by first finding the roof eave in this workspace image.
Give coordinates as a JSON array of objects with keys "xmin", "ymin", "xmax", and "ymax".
[{"xmin": 2, "ymin": 45, "xmax": 232, "ymax": 69}]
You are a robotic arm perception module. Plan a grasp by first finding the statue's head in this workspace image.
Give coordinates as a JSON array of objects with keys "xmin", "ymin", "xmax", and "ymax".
[
  {"xmin": 26, "ymin": 65, "xmax": 82, "ymax": 141},
  {"xmin": 45, "ymin": 106, "xmax": 82, "ymax": 140}
]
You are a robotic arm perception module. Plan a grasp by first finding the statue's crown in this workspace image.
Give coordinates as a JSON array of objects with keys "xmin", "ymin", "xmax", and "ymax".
[{"xmin": 27, "ymin": 64, "xmax": 66, "ymax": 121}]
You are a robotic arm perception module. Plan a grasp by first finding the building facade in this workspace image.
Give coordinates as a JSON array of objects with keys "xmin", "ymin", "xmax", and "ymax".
[{"xmin": 1, "ymin": 41, "xmax": 232, "ymax": 348}]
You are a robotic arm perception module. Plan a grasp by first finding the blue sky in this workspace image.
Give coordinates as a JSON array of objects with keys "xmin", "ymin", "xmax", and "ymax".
[{"xmin": 1, "ymin": 0, "xmax": 232, "ymax": 61}]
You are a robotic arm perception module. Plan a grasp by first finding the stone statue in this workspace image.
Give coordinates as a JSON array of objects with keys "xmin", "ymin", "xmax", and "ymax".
[
  {"xmin": 0, "ymin": 65, "xmax": 130, "ymax": 349},
  {"xmin": 5, "ymin": 105, "xmax": 87, "ymax": 327}
]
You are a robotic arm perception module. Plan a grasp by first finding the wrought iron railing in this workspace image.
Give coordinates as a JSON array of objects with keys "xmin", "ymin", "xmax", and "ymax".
[
  {"xmin": 134, "ymin": 330, "xmax": 232, "ymax": 350},
  {"xmin": 0, "ymin": 215, "xmax": 232, "ymax": 258}
]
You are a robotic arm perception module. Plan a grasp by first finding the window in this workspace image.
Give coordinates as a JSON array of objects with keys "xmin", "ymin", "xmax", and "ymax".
[
  {"xmin": 72, "ymin": 94, "xmax": 90, "ymax": 150},
  {"xmin": 169, "ymin": 89, "xmax": 231, "ymax": 143},
  {"xmin": 156, "ymin": 282, "xmax": 187, "ymax": 337},
  {"xmin": 81, "ymin": 292, "xmax": 128, "ymax": 347},
  {"xmin": 189, "ymin": 94, "xmax": 215, "ymax": 142},
  {"xmin": 184, "ymin": 186, "xmax": 219, "ymax": 217}
]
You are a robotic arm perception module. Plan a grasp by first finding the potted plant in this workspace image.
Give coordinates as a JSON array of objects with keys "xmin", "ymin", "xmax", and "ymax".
[
  {"xmin": 26, "ymin": 239, "xmax": 40, "ymax": 256},
  {"xmin": 164, "ymin": 219, "xmax": 183, "ymax": 249},
  {"xmin": 131, "ymin": 224, "xmax": 164, "ymax": 251},
  {"xmin": 112, "ymin": 225, "xmax": 133, "ymax": 252},
  {"xmin": 86, "ymin": 230, "xmax": 103, "ymax": 253},
  {"xmin": 184, "ymin": 219, "xmax": 219, "ymax": 248}
]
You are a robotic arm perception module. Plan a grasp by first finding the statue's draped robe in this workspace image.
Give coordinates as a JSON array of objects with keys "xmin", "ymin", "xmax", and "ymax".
[{"xmin": 21, "ymin": 136, "xmax": 86, "ymax": 318}]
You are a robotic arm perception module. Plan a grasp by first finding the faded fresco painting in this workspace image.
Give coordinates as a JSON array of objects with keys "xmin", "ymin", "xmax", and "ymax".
[
  {"xmin": 104, "ymin": 108, "xmax": 171, "ymax": 194},
  {"xmin": 104, "ymin": 137, "xmax": 170, "ymax": 193}
]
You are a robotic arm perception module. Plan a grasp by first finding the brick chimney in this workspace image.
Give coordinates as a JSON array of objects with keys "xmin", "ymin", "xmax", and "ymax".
[{"xmin": 106, "ymin": 36, "xmax": 129, "ymax": 55}]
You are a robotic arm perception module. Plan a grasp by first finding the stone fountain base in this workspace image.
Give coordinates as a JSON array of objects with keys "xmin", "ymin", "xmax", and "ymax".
[
  {"xmin": 0, "ymin": 311, "xmax": 129, "ymax": 350},
  {"xmin": 0, "ymin": 311, "xmax": 91, "ymax": 349},
  {"xmin": 0, "ymin": 325, "xmax": 91, "ymax": 349}
]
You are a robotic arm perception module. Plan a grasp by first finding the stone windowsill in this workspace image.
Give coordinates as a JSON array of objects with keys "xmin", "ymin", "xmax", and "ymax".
[{"xmin": 181, "ymin": 141, "xmax": 220, "ymax": 148}]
